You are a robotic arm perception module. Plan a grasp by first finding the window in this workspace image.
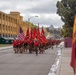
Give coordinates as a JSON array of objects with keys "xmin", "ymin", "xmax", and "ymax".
[
  {"xmin": 0, "ymin": 13, "xmax": 1, "ymax": 19},
  {"xmin": 3, "ymin": 25, "xmax": 4, "ymax": 30},
  {"xmin": 0, "ymin": 34, "xmax": 1, "ymax": 37},
  {"xmin": 0, "ymin": 24, "xmax": 1, "ymax": 29},
  {"xmin": 3, "ymin": 14, "xmax": 5, "ymax": 20},
  {"xmin": 3, "ymin": 34, "xmax": 4, "ymax": 37},
  {"xmin": 6, "ymin": 34, "xmax": 7, "ymax": 37}
]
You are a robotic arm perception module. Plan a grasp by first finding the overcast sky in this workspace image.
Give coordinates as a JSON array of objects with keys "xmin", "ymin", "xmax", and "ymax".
[{"xmin": 0, "ymin": 0, "xmax": 64, "ymax": 28}]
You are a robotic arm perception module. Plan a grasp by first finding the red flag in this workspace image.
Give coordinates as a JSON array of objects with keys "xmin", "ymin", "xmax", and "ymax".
[
  {"xmin": 37, "ymin": 33, "xmax": 47, "ymax": 44},
  {"xmin": 38, "ymin": 23, "xmax": 40, "ymax": 35},
  {"xmin": 41, "ymin": 26, "xmax": 47, "ymax": 44},
  {"xmin": 41, "ymin": 26, "xmax": 45, "ymax": 35},
  {"xmin": 26, "ymin": 27, "xmax": 29, "ymax": 37},
  {"xmin": 24, "ymin": 27, "xmax": 29, "ymax": 42},
  {"xmin": 29, "ymin": 27, "xmax": 33, "ymax": 39},
  {"xmin": 37, "ymin": 26, "xmax": 47, "ymax": 44},
  {"xmin": 33, "ymin": 28, "xmax": 37, "ymax": 39},
  {"xmin": 37, "ymin": 35, "xmax": 47, "ymax": 44},
  {"xmin": 70, "ymin": 15, "xmax": 76, "ymax": 74},
  {"xmin": 17, "ymin": 27, "xmax": 25, "ymax": 41}
]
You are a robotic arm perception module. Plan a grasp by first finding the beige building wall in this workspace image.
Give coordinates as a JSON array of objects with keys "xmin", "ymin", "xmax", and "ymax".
[
  {"xmin": 0, "ymin": 11, "xmax": 28, "ymax": 39},
  {"xmin": 22, "ymin": 21, "xmax": 28, "ymax": 35}
]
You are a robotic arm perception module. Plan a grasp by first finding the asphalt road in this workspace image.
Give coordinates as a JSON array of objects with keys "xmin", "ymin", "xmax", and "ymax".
[{"xmin": 0, "ymin": 47, "xmax": 59, "ymax": 75}]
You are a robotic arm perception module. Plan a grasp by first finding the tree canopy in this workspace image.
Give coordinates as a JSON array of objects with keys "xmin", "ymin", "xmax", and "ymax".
[{"xmin": 56, "ymin": 0, "xmax": 76, "ymax": 37}]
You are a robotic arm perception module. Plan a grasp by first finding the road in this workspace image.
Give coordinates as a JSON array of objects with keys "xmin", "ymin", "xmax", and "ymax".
[{"xmin": 0, "ymin": 47, "xmax": 59, "ymax": 75}]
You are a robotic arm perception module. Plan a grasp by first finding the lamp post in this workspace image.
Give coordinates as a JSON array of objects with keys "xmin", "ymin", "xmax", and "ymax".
[
  {"xmin": 27, "ymin": 16, "xmax": 38, "ymax": 28},
  {"xmin": 28, "ymin": 15, "xmax": 38, "ymax": 22}
]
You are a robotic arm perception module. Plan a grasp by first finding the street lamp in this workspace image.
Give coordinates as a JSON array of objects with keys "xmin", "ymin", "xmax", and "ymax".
[
  {"xmin": 27, "ymin": 15, "xmax": 38, "ymax": 28},
  {"xmin": 28, "ymin": 15, "xmax": 38, "ymax": 22}
]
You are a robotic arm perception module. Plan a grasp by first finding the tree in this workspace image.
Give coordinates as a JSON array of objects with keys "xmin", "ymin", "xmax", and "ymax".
[
  {"xmin": 56, "ymin": 0, "xmax": 76, "ymax": 37},
  {"xmin": 27, "ymin": 21, "xmax": 37, "ymax": 29},
  {"xmin": 60, "ymin": 24, "xmax": 73, "ymax": 37}
]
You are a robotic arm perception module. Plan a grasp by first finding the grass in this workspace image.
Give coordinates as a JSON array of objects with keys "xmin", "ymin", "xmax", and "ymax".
[{"xmin": 0, "ymin": 44, "xmax": 12, "ymax": 47}]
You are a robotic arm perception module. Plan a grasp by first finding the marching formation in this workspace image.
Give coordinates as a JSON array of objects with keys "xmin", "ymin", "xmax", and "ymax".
[{"xmin": 12, "ymin": 25, "xmax": 61, "ymax": 55}]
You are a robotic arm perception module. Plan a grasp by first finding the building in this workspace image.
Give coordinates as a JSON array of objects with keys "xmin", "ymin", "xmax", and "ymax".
[{"xmin": 0, "ymin": 11, "xmax": 28, "ymax": 40}]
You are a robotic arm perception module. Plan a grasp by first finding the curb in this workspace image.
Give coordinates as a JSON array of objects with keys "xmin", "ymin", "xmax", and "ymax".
[
  {"xmin": 56, "ymin": 52, "xmax": 62, "ymax": 75},
  {"xmin": 0, "ymin": 46, "xmax": 13, "ymax": 50},
  {"xmin": 48, "ymin": 42, "xmax": 64, "ymax": 75},
  {"xmin": 48, "ymin": 48, "xmax": 63, "ymax": 75}
]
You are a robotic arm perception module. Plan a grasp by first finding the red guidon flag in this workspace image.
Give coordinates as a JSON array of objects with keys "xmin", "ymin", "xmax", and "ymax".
[
  {"xmin": 24, "ymin": 27, "xmax": 29, "ymax": 42},
  {"xmin": 33, "ymin": 28, "xmax": 37, "ymax": 39},
  {"xmin": 37, "ymin": 35, "xmax": 47, "ymax": 44},
  {"xmin": 29, "ymin": 27, "xmax": 33, "ymax": 40},
  {"xmin": 38, "ymin": 23, "xmax": 41, "ymax": 35},
  {"xmin": 41, "ymin": 26, "xmax": 45, "ymax": 35},
  {"xmin": 26, "ymin": 27, "xmax": 29, "ymax": 37},
  {"xmin": 37, "ymin": 26, "xmax": 47, "ymax": 44},
  {"xmin": 70, "ymin": 15, "xmax": 76, "ymax": 74}
]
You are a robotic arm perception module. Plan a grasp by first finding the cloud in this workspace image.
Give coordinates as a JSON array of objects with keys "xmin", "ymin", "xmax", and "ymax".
[
  {"xmin": 26, "ymin": 0, "xmax": 57, "ymax": 14},
  {"xmin": 26, "ymin": 13, "xmax": 64, "ymax": 28},
  {"xmin": 0, "ymin": 0, "xmax": 64, "ymax": 28}
]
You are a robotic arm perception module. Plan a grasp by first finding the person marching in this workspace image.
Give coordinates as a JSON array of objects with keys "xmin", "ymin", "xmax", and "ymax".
[
  {"xmin": 34, "ymin": 38, "xmax": 39, "ymax": 56},
  {"xmin": 19, "ymin": 40, "xmax": 24, "ymax": 53},
  {"xmin": 12, "ymin": 39, "xmax": 19, "ymax": 53},
  {"xmin": 27, "ymin": 38, "xmax": 34, "ymax": 53},
  {"xmin": 23, "ymin": 42, "xmax": 28, "ymax": 52}
]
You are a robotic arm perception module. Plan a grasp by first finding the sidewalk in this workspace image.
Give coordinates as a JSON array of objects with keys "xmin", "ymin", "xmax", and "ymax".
[
  {"xmin": 0, "ymin": 46, "xmax": 13, "ymax": 50},
  {"xmin": 57, "ymin": 47, "xmax": 73, "ymax": 75}
]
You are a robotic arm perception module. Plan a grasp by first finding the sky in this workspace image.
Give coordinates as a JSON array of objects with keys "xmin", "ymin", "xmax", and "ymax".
[{"xmin": 0, "ymin": 0, "xmax": 64, "ymax": 28}]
